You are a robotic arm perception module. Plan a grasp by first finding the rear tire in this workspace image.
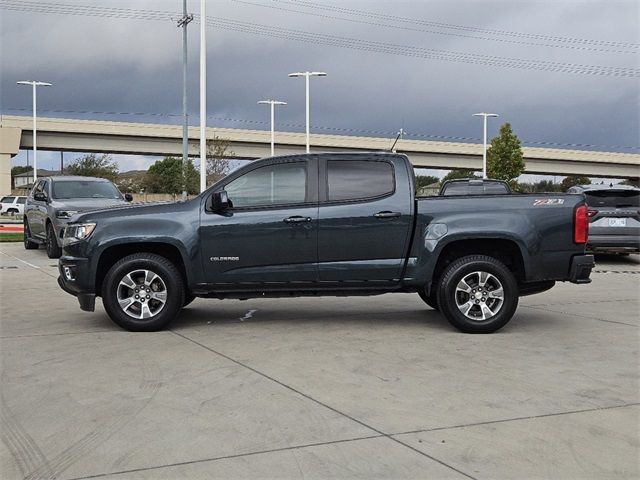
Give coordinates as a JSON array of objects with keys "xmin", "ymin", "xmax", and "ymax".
[
  {"xmin": 418, "ymin": 289, "xmax": 439, "ymax": 310},
  {"xmin": 437, "ymin": 255, "xmax": 518, "ymax": 334},
  {"xmin": 102, "ymin": 253, "xmax": 185, "ymax": 331},
  {"xmin": 46, "ymin": 223, "xmax": 62, "ymax": 259},
  {"xmin": 23, "ymin": 219, "xmax": 39, "ymax": 250}
]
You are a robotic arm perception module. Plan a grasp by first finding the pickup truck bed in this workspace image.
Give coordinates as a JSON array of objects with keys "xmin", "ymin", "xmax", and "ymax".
[{"xmin": 57, "ymin": 152, "xmax": 593, "ymax": 333}]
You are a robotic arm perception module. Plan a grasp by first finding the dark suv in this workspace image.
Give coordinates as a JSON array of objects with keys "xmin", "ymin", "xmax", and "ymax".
[
  {"xmin": 567, "ymin": 184, "xmax": 640, "ymax": 254},
  {"xmin": 24, "ymin": 176, "xmax": 132, "ymax": 258}
]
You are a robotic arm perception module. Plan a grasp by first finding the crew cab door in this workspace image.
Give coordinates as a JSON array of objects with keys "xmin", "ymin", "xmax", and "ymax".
[
  {"xmin": 200, "ymin": 157, "xmax": 319, "ymax": 286},
  {"xmin": 317, "ymin": 155, "xmax": 414, "ymax": 284},
  {"xmin": 26, "ymin": 180, "xmax": 49, "ymax": 238}
]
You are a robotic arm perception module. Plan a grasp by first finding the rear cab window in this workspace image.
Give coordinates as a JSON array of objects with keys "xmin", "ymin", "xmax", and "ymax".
[{"xmin": 584, "ymin": 190, "xmax": 640, "ymax": 208}]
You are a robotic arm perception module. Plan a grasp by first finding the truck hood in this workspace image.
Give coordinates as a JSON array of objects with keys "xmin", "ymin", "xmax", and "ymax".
[
  {"xmin": 52, "ymin": 198, "xmax": 129, "ymax": 212},
  {"xmin": 71, "ymin": 199, "xmax": 195, "ymax": 223}
]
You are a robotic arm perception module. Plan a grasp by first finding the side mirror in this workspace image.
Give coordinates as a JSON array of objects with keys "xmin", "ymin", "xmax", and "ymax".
[
  {"xmin": 209, "ymin": 190, "xmax": 230, "ymax": 213},
  {"xmin": 124, "ymin": 193, "xmax": 133, "ymax": 202},
  {"xmin": 34, "ymin": 192, "xmax": 47, "ymax": 202}
]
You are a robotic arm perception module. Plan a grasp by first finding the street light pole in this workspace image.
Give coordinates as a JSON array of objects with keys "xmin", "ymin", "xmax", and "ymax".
[
  {"xmin": 199, "ymin": 0, "xmax": 207, "ymax": 193},
  {"xmin": 258, "ymin": 100, "xmax": 287, "ymax": 156},
  {"xmin": 473, "ymin": 112, "xmax": 499, "ymax": 179},
  {"xmin": 17, "ymin": 81, "xmax": 52, "ymax": 184},
  {"xmin": 288, "ymin": 71, "xmax": 326, "ymax": 153}
]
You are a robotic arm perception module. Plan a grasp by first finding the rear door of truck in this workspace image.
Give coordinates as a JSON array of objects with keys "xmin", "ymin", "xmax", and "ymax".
[{"xmin": 317, "ymin": 154, "xmax": 414, "ymax": 284}]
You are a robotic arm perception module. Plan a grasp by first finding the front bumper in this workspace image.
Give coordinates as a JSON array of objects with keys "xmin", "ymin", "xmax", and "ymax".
[
  {"xmin": 568, "ymin": 254, "xmax": 595, "ymax": 284},
  {"xmin": 58, "ymin": 255, "xmax": 96, "ymax": 311}
]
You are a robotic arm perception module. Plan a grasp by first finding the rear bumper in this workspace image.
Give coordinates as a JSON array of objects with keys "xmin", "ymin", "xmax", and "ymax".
[
  {"xmin": 587, "ymin": 234, "xmax": 640, "ymax": 253},
  {"xmin": 569, "ymin": 254, "xmax": 595, "ymax": 284}
]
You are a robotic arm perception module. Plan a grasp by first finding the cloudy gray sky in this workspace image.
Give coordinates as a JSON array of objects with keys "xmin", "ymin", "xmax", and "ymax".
[{"xmin": 1, "ymin": 0, "xmax": 638, "ymax": 173}]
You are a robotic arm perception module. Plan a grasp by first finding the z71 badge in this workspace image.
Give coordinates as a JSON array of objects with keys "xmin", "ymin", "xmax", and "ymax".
[{"xmin": 533, "ymin": 198, "xmax": 565, "ymax": 206}]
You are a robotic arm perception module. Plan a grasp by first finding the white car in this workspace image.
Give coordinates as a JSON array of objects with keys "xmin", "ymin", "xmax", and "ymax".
[{"xmin": 0, "ymin": 196, "xmax": 27, "ymax": 216}]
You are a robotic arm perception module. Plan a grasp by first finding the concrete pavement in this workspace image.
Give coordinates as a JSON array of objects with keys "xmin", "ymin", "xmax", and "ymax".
[{"xmin": 0, "ymin": 242, "xmax": 638, "ymax": 479}]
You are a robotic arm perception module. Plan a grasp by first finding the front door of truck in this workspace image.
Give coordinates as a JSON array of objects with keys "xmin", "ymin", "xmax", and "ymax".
[
  {"xmin": 317, "ymin": 156, "xmax": 414, "ymax": 284},
  {"xmin": 200, "ymin": 157, "xmax": 319, "ymax": 287}
]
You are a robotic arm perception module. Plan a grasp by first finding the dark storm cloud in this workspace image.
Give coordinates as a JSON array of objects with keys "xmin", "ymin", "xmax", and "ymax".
[{"xmin": 1, "ymin": 0, "xmax": 639, "ymax": 159}]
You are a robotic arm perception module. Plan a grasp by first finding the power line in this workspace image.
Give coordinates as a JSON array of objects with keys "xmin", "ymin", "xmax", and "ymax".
[
  {"xmin": 3, "ymin": 107, "xmax": 639, "ymax": 151},
  {"xmin": 1, "ymin": 0, "xmax": 637, "ymax": 77},
  {"xmin": 278, "ymin": 0, "xmax": 640, "ymax": 49},
  {"xmin": 230, "ymin": 0, "xmax": 638, "ymax": 55}
]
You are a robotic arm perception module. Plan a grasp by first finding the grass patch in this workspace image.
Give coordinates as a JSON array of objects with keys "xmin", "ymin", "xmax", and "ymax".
[{"xmin": 0, "ymin": 232, "xmax": 23, "ymax": 242}]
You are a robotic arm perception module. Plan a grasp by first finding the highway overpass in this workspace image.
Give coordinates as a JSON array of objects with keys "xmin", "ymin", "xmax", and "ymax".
[{"xmin": 1, "ymin": 115, "xmax": 638, "ymax": 195}]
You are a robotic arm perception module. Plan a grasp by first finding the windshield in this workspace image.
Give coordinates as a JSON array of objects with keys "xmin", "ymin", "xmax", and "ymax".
[
  {"xmin": 584, "ymin": 190, "xmax": 640, "ymax": 208},
  {"xmin": 52, "ymin": 181, "xmax": 123, "ymax": 200}
]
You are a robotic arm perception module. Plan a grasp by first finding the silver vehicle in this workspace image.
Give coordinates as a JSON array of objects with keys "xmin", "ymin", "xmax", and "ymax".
[
  {"xmin": 567, "ymin": 184, "xmax": 640, "ymax": 254},
  {"xmin": 0, "ymin": 195, "xmax": 27, "ymax": 216},
  {"xmin": 24, "ymin": 176, "xmax": 132, "ymax": 258}
]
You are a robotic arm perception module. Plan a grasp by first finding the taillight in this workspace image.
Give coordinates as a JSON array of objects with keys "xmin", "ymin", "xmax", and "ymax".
[
  {"xmin": 574, "ymin": 204, "xmax": 589, "ymax": 244},
  {"xmin": 587, "ymin": 209, "xmax": 598, "ymax": 218}
]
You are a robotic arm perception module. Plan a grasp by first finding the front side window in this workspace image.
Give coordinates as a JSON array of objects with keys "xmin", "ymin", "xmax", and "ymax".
[
  {"xmin": 1, "ymin": 196, "xmax": 15, "ymax": 203},
  {"xmin": 52, "ymin": 181, "xmax": 122, "ymax": 200},
  {"xmin": 225, "ymin": 162, "xmax": 307, "ymax": 208},
  {"xmin": 327, "ymin": 160, "xmax": 394, "ymax": 201}
]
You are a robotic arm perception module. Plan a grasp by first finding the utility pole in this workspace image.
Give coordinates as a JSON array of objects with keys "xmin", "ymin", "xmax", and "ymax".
[
  {"xmin": 60, "ymin": 151, "xmax": 64, "ymax": 174},
  {"xmin": 178, "ymin": 0, "xmax": 193, "ymax": 200}
]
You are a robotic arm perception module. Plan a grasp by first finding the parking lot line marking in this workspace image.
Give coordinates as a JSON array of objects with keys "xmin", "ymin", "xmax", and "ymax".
[
  {"xmin": 521, "ymin": 304, "xmax": 638, "ymax": 327},
  {"xmin": 66, "ymin": 434, "xmax": 385, "ymax": 480},
  {"xmin": 390, "ymin": 402, "xmax": 640, "ymax": 437},
  {"xmin": 170, "ymin": 330, "xmax": 478, "ymax": 480},
  {"xmin": 0, "ymin": 250, "xmax": 57, "ymax": 279}
]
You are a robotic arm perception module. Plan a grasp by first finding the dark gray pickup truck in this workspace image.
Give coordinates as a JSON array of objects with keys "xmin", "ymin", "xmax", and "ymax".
[{"xmin": 58, "ymin": 153, "xmax": 594, "ymax": 333}]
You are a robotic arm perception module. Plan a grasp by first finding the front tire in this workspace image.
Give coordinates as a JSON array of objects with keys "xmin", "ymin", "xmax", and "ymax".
[
  {"xmin": 102, "ymin": 253, "xmax": 185, "ymax": 331},
  {"xmin": 437, "ymin": 255, "xmax": 518, "ymax": 334},
  {"xmin": 46, "ymin": 223, "xmax": 62, "ymax": 259}
]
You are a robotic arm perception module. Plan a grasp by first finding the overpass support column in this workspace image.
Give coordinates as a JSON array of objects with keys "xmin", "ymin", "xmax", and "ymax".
[{"xmin": 0, "ymin": 126, "xmax": 21, "ymax": 196}]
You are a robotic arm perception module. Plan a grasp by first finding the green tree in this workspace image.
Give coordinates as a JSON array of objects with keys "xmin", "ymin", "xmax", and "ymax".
[
  {"xmin": 206, "ymin": 137, "xmax": 234, "ymax": 186},
  {"xmin": 64, "ymin": 153, "xmax": 119, "ymax": 182},
  {"xmin": 561, "ymin": 175, "xmax": 591, "ymax": 190},
  {"xmin": 486, "ymin": 123, "xmax": 525, "ymax": 183},
  {"xmin": 144, "ymin": 156, "xmax": 199, "ymax": 195},
  {"xmin": 441, "ymin": 169, "xmax": 479, "ymax": 183},
  {"xmin": 620, "ymin": 178, "xmax": 639, "ymax": 187},
  {"xmin": 415, "ymin": 174, "xmax": 440, "ymax": 196},
  {"xmin": 11, "ymin": 166, "xmax": 33, "ymax": 189}
]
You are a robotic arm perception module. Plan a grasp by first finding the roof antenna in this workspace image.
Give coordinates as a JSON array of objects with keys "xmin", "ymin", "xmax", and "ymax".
[{"xmin": 390, "ymin": 128, "xmax": 405, "ymax": 152}]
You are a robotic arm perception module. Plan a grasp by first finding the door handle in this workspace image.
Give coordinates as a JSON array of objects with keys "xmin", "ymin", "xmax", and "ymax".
[
  {"xmin": 284, "ymin": 216, "xmax": 312, "ymax": 224},
  {"xmin": 374, "ymin": 211, "xmax": 401, "ymax": 219}
]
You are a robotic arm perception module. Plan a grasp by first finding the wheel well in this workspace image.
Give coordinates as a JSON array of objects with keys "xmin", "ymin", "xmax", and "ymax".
[
  {"xmin": 431, "ymin": 239, "xmax": 526, "ymax": 291},
  {"xmin": 96, "ymin": 243, "xmax": 188, "ymax": 295}
]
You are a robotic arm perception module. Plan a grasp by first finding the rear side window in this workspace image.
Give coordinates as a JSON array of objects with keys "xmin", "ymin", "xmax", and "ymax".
[
  {"xmin": 17, "ymin": 197, "xmax": 26, "ymax": 204},
  {"xmin": 225, "ymin": 162, "xmax": 307, "ymax": 208},
  {"xmin": 584, "ymin": 190, "xmax": 640, "ymax": 208},
  {"xmin": 327, "ymin": 160, "xmax": 394, "ymax": 201},
  {"xmin": 1, "ymin": 196, "xmax": 15, "ymax": 203}
]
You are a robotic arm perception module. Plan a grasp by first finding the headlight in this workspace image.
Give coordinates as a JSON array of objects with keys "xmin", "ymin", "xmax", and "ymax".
[
  {"xmin": 56, "ymin": 210, "xmax": 79, "ymax": 219},
  {"xmin": 63, "ymin": 223, "xmax": 96, "ymax": 245}
]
